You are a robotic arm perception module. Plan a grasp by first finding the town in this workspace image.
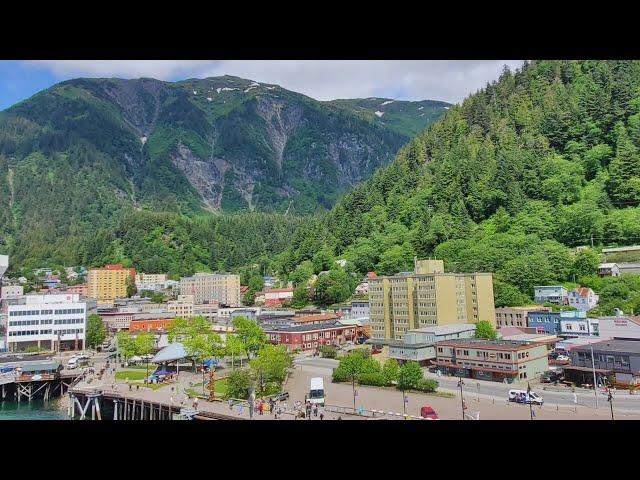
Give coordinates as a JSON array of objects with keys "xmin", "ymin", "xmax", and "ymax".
[{"xmin": 2, "ymin": 247, "xmax": 640, "ymax": 421}]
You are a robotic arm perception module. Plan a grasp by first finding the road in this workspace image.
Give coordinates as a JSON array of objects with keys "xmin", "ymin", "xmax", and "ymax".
[{"xmin": 293, "ymin": 356, "xmax": 640, "ymax": 416}]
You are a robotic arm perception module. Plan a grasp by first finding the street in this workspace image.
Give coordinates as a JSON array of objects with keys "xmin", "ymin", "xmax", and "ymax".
[{"xmin": 292, "ymin": 356, "xmax": 640, "ymax": 419}]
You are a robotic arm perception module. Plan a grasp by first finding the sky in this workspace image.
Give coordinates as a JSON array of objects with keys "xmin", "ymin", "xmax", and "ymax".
[{"xmin": 0, "ymin": 60, "xmax": 524, "ymax": 111}]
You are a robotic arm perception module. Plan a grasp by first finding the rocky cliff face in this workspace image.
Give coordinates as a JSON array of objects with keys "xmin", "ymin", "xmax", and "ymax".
[{"xmin": 0, "ymin": 75, "xmax": 449, "ymax": 221}]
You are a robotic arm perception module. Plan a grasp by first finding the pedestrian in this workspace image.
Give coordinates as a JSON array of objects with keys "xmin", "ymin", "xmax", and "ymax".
[
  {"xmin": 319, "ymin": 412, "xmax": 324, "ymax": 421},
  {"xmin": 170, "ymin": 395, "xmax": 174, "ymax": 405},
  {"xmin": 136, "ymin": 384, "xmax": 139, "ymax": 391},
  {"xmin": 128, "ymin": 382, "xmax": 131, "ymax": 391},
  {"xmin": 573, "ymin": 393, "xmax": 578, "ymax": 404},
  {"xmin": 228, "ymin": 398, "xmax": 233, "ymax": 411},
  {"xmin": 313, "ymin": 404, "xmax": 318, "ymax": 417},
  {"xmin": 193, "ymin": 397, "xmax": 198, "ymax": 409}
]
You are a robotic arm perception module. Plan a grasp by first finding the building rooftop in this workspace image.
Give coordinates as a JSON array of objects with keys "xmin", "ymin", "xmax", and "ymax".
[
  {"xmin": 435, "ymin": 339, "xmax": 543, "ymax": 351},
  {"xmin": 409, "ymin": 323, "xmax": 476, "ymax": 336},
  {"xmin": 263, "ymin": 321, "xmax": 348, "ymax": 333},
  {"xmin": 572, "ymin": 339, "xmax": 640, "ymax": 354},
  {"xmin": 499, "ymin": 333, "xmax": 559, "ymax": 344},
  {"xmin": 617, "ymin": 263, "xmax": 640, "ymax": 269},
  {"xmin": 571, "ymin": 287, "xmax": 594, "ymax": 298},
  {"xmin": 602, "ymin": 245, "xmax": 640, "ymax": 253},
  {"xmin": 292, "ymin": 314, "xmax": 339, "ymax": 324}
]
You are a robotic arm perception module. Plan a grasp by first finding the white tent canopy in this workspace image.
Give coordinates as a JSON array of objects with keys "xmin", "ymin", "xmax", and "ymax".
[{"xmin": 151, "ymin": 342, "xmax": 188, "ymax": 363}]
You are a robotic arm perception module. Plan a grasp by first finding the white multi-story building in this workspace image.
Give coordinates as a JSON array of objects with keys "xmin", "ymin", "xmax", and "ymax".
[
  {"xmin": 534, "ymin": 286, "xmax": 568, "ymax": 305},
  {"xmin": 135, "ymin": 273, "xmax": 168, "ymax": 292},
  {"xmin": 7, "ymin": 294, "xmax": 86, "ymax": 352},
  {"xmin": 179, "ymin": 272, "xmax": 241, "ymax": 307},
  {"xmin": 568, "ymin": 287, "xmax": 599, "ymax": 311}
]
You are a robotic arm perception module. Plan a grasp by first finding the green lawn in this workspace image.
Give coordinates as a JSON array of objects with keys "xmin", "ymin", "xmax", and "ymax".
[
  {"xmin": 185, "ymin": 378, "xmax": 228, "ymax": 399},
  {"xmin": 115, "ymin": 370, "xmax": 149, "ymax": 381}
]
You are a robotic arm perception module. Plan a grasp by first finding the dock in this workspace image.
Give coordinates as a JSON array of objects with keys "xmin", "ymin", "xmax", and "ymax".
[{"xmin": 68, "ymin": 387, "xmax": 246, "ymax": 420}]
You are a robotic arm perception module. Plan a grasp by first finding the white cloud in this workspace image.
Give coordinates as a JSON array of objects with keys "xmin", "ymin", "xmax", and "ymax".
[{"xmin": 23, "ymin": 60, "xmax": 524, "ymax": 104}]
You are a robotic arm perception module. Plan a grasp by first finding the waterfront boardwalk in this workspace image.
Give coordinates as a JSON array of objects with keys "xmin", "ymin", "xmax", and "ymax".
[{"xmin": 70, "ymin": 367, "xmax": 350, "ymax": 420}]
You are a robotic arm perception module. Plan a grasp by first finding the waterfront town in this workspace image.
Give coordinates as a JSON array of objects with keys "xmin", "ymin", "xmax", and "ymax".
[{"xmin": 3, "ymin": 250, "xmax": 640, "ymax": 421}]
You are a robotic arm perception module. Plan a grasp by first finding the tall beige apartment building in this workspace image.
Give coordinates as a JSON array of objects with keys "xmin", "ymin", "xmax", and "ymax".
[
  {"xmin": 87, "ymin": 264, "xmax": 136, "ymax": 302},
  {"xmin": 179, "ymin": 272, "xmax": 241, "ymax": 307},
  {"xmin": 369, "ymin": 259, "xmax": 496, "ymax": 341}
]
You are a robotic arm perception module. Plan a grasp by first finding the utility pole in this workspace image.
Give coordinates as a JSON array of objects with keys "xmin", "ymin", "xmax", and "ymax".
[
  {"xmin": 402, "ymin": 387, "xmax": 407, "ymax": 415},
  {"xmin": 458, "ymin": 377, "xmax": 465, "ymax": 420},
  {"xmin": 591, "ymin": 345, "xmax": 598, "ymax": 408},
  {"xmin": 352, "ymin": 376, "xmax": 356, "ymax": 411}
]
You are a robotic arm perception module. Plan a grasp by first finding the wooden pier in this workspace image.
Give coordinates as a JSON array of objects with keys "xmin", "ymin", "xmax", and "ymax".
[
  {"xmin": 68, "ymin": 387, "xmax": 244, "ymax": 420},
  {"xmin": 0, "ymin": 372, "xmax": 82, "ymax": 403}
]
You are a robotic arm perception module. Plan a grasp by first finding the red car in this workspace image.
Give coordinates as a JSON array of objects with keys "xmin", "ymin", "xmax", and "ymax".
[{"xmin": 420, "ymin": 405, "xmax": 439, "ymax": 420}]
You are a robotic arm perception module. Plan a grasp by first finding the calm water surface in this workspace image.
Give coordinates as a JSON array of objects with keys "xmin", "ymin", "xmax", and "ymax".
[{"xmin": 0, "ymin": 399, "xmax": 68, "ymax": 420}]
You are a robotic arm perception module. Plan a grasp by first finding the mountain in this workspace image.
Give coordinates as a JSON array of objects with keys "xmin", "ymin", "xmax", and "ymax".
[
  {"xmin": 328, "ymin": 97, "xmax": 452, "ymax": 138},
  {"xmin": 0, "ymin": 75, "xmax": 448, "ymax": 267},
  {"xmin": 277, "ymin": 60, "xmax": 640, "ymax": 313}
]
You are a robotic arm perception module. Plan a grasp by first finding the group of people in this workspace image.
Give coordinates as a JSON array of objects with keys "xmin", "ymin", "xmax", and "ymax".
[{"xmin": 254, "ymin": 397, "xmax": 276, "ymax": 416}]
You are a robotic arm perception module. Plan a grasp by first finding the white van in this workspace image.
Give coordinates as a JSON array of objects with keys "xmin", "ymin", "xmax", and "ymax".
[
  {"xmin": 508, "ymin": 389, "xmax": 544, "ymax": 405},
  {"xmin": 67, "ymin": 358, "xmax": 78, "ymax": 370},
  {"xmin": 307, "ymin": 377, "xmax": 325, "ymax": 406}
]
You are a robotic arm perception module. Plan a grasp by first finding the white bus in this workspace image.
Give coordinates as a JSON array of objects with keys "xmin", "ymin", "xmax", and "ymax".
[{"xmin": 308, "ymin": 377, "xmax": 325, "ymax": 406}]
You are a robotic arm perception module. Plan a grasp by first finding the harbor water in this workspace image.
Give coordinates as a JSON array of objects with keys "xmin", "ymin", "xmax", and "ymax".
[{"xmin": 0, "ymin": 399, "xmax": 68, "ymax": 420}]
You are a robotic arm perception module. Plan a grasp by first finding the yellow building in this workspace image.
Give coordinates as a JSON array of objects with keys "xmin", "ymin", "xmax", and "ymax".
[
  {"xmin": 369, "ymin": 258, "xmax": 496, "ymax": 341},
  {"xmin": 87, "ymin": 264, "xmax": 136, "ymax": 302}
]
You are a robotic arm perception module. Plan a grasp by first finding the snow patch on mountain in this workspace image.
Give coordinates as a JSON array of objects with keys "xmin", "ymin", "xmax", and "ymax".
[{"xmin": 374, "ymin": 111, "xmax": 384, "ymax": 117}]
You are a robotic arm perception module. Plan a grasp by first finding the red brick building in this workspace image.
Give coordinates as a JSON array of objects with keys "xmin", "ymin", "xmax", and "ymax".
[
  {"xmin": 264, "ymin": 322, "xmax": 357, "ymax": 352},
  {"xmin": 129, "ymin": 318, "xmax": 175, "ymax": 333}
]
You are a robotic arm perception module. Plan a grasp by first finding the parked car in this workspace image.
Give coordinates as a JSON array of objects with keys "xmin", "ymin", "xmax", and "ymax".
[
  {"xmin": 556, "ymin": 355, "xmax": 570, "ymax": 362},
  {"xmin": 420, "ymin": 405, "xmax": 439, "ymax": 420},
  {"xmin": 271, "ymin": 392, "xmax": 290, "ymax": 402},
  {"xmin": 508, "ymin": 389, "xmax": 544, "ymax": 405},
  {"xmin": 541, "ymin": 371, "xmax": 564, "ymax": 383}
]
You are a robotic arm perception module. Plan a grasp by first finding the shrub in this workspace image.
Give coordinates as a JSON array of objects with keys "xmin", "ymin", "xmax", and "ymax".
[
  {"xmin": 359, "ymin": 371, "xmax": 388, "ymax": 387},
  {"xmin": 319, "ymin": 345, "xmax": 337, "ymax": 359},
  {"xmin": 416, "ymin": 378, "xmax": 439, "ymax": 393}
]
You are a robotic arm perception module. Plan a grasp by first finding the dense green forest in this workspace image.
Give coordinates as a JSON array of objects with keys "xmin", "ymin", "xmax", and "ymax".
[
  {"xmin": 4, "ymin": 61, "xmax": 640, "ymax": 315},
  {"xmin": 268, "ymin": 60, "xmax": 640, "ymax": 313}
]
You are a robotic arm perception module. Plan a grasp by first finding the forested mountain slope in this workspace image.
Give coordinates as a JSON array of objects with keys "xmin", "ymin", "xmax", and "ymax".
[
  {"xmin": 0, "ymin": 76, "xmax": 447, "ymax": 267},
  {"xmin": 275, "ymin": 61, "xmax": 640, "ymax": 314}
]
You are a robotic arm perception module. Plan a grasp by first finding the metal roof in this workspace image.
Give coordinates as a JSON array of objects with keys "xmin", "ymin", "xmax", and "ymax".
[
  {"xmin": 409, "ymin": 324, "xmax": 476, "ymax": 335},
  {"xmin": 20, "ymin": 361, "xmax": 60, "ymax": 372},
  {"xmin": 151, "ymin": 342, "xmax": 188, "ymax": 363}
]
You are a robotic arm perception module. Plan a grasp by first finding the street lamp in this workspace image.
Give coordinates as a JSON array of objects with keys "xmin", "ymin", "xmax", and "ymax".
[
  {"xmin": 458, "ymin": 377, "xmax": 465, "ymax": 420},
  {"xmin": 608, "ymin": 391, "xmax": 614, "ymax": 421}
]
